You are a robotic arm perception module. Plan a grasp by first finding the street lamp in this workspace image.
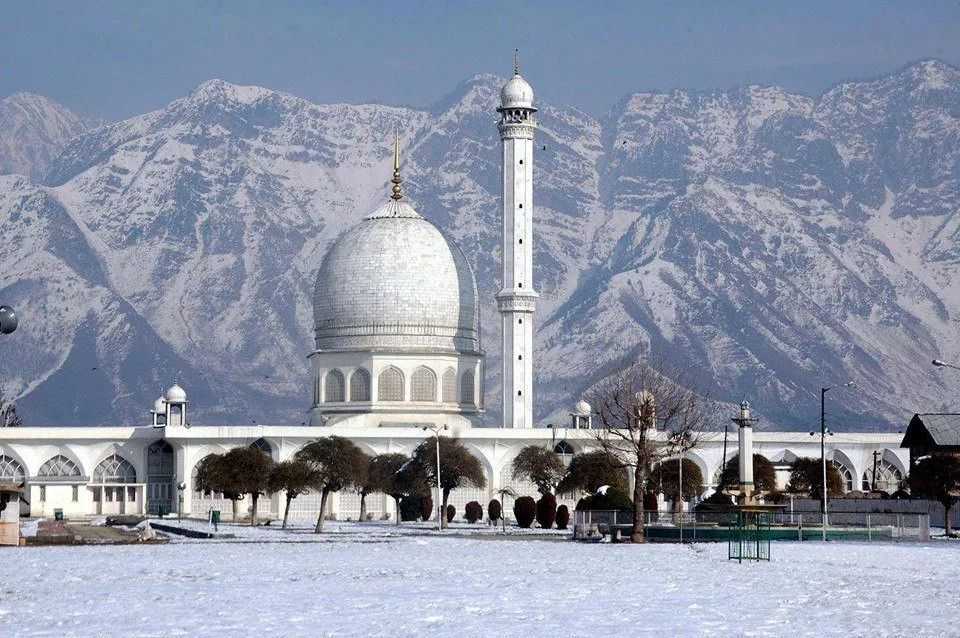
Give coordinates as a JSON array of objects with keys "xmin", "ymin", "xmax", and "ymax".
[
  {"xmin": 177, "ymin": 482, "xmax": 185, "ymax": 522},
  {"xmin": 809, "ymin": 382, "xmax": 854, "ymax": 541},
  {"xmin": 422, "ymin": 424, "xmax": 448, "ymax": 531}
]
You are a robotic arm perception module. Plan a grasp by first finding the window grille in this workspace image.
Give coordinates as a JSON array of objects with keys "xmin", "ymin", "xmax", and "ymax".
[
  {"xmin": 93, "ymin": 454, "xmax": 136, "ymax": 483},
  {"xmin": 411, "ymin": 367, "xmax": 437, "ymax": 402},
  {"xmin": 378, "ymin": 367, "xmax": 404, "ymax": 401},
  {"xmin": 862, "ymin": 459, "xmax": 903, "ymax": 493},
  {"xmin": 441, "ymin": 369, "xmax": 457, "ymax": 403},
  {"xmin": 350, "ymin": 368, "xmax": 371, "ymax": 401},
  {"xmin": 460, "ymin": 370, "xmax": 476, "ymax": 405},
  {"xmin": 250, "ymin": 438, "xmax": 272, "ymax": 456},
  {"xmin": 325, "ymin": 369, "xmax": 346, "ymax": 402},
  {"xmin": 38, "ymin": 454, "xmax": 80, "ymax": 478},
  {"xmin": 830, "ymin": 460, "xmax": 854, "ymax": 492},
  {"xmin": 0, "ymin": 454, "xmax": 24, "ymax": 482}
]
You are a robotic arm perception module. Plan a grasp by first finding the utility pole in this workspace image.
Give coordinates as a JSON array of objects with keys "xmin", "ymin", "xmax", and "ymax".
[{"xmin": 812, "ymin": 382, "xmax": 853, "ymax": 541}]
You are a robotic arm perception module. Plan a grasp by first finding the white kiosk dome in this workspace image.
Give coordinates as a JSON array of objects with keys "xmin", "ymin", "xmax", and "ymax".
[
  {"xmin": 313, "ymin": 150, "xmax": 480, "ymax": 354},
  {"xmin": 165, "ymin": 384, "xmax": 187, "ymax": 403},
  {"xmin": 574, "ymin": 400, "xmax": 592, "ymax": 417},
  {"xmin": 500, "ymin": 73, "xmax": 535, "ymax": 109},
  {"xmin": 153, "ymin": 396, "xmax": 167, "ymax": 413}
]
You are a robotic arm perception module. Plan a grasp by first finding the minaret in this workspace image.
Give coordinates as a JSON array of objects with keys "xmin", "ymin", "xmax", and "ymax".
[{"xmin": 497, "ymin": 52, "xmax": 538, "ymax": 428}]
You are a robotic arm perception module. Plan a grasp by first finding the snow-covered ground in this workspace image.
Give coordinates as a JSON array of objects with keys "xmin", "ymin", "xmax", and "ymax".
[{"xmin": 2, "ymin": 532, "xmax": 958, "ymax": 637}]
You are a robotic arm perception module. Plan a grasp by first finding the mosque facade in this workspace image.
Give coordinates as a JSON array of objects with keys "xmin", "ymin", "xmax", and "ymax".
[{"xmin": 0, "ymin": 67, "xmax": 908, "ymax": 522}]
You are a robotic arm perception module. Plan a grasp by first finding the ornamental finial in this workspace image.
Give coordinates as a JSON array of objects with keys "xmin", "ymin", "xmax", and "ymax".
[
  {"xmin": 390, "ymin": 127, "xmax": 403, "ymax": 201},
  {"xmin": 514, "ymin": 48, "xmax": 520, "ymax": 76}
]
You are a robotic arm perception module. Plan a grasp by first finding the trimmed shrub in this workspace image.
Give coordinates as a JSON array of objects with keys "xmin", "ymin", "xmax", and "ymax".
[
  {"xmin": 399, "ymin": 495, "xmax": 421, "ymax": 522},
  {"xmin": 420, "ymin": 493, "xmax": 433, "ymax": 521},
  {"xmin": 488, "ymin": 498, "xmax": 502, "ymax": 522},
  {"xmin": 536, "ymin": 493, "xmax": 557, "ymax": 529},
  {"xmin": 446, "ymin": 504, "xmax": 456, "ymax": 523},
  {"xmin": 575, "ymin": 487, "xmax": 633, "ymax": 512},
  {"xmin": 464, "ymin": 501, "xmax": 483, "ymax": 523},
  {"xmin": 555, "ymin": 504, "xmax": 570, "ymax": 529},
  {"xmin": 694, "ymin": 490, "xmax": 734, "ymax": 512},
  {"xmin": 514, "ymin": 495, "xmax": 537, "ymax": 528}
]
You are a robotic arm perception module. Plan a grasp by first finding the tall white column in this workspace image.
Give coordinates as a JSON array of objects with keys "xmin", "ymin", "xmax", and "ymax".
[
  {"xmin": 735, "ymin": 401, "xmax": 756, "ymax": 504},
  {"xmin": 497, "ymin": 65, "xmax": 538, "ymax": 429}
]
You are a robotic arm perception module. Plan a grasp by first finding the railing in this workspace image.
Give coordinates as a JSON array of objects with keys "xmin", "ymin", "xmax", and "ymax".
[{"xmin": 572, "ymin": 509, "xmax": 931, "ymax": 542}]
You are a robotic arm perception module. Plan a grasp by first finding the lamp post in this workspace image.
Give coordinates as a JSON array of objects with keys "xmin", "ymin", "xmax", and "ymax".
[
  {"xmin": 177, "ymin": 482, "xmax": 185, "ymax": 522},
  {"xmin": 422, "ymin": 424, "xmax": 448, "ymax": 531},
  {"xmin": 810, "ymin": 382, "xmax": 854, "ymax": 541}
]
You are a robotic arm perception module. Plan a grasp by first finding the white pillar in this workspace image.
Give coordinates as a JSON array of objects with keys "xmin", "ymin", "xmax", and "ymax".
[
  {"xmin": 497, "ymin": 65, "xmax": 538, "ymax": 429},
  {"xmin": 736, "ymin": 401, "xmax": 755, "ymax": 503}
]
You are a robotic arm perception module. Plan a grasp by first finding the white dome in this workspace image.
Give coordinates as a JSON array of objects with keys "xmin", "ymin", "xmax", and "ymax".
[
  {"xmin": 313, "ymin": 199, "xmax": 480, "ymax": 353},
  {"xmin": 153, "ymin": 397, "xmax": 166, "ymax": 413},
  {"xmin": 165, "ymin": 384, "xmax": 187, "ymax": 403},
  {"xmin": 500, "ymin": 74, "xmax": 534, "ymax": 109},
  {"xmin": 574, "ymin": 400, "xmax": 592, "ymax": 417}
]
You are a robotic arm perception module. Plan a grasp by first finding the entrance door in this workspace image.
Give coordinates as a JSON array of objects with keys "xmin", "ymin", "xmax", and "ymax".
[{"xmin": 146, "ymin": 441, "xmax": 175, "ymax": 515}]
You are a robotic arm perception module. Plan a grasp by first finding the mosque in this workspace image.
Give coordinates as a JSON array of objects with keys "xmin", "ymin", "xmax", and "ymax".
[{"xmin": 0, "ymin": 66, "xmax": 907, "ymax": 522}]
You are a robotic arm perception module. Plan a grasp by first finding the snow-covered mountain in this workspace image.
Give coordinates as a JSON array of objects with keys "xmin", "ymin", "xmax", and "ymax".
[
  {"xmin": 0, "ymin": 93, "xmax": 88, "ymax": 180},
  {"xmin": 0, "ymin": 61, "xmax": 958, "ymax": 429}
]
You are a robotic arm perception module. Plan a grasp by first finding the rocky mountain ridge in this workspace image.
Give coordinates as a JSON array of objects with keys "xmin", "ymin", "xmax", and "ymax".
[{"xmin": 0, "ymin": 60, "xmax": 957, "ymax": 429}]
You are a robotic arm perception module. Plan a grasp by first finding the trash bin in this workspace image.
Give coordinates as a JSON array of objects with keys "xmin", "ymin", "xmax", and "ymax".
[
  {"xmin": 54, "ymin": 509, "xmax": 64, "ymax": 521},
  {"xmin": 211, "ymin": 511, "xmax": 221, "ymax": 525}
]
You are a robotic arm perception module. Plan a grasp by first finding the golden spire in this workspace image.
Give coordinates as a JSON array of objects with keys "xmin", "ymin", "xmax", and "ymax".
[
  {"xmin": 390, "ymin": 127, "xmax": 403, "ymax": 201},
  {"xmin": 514, "ymin": 48, "xmax": 520, "ymax": 76}
]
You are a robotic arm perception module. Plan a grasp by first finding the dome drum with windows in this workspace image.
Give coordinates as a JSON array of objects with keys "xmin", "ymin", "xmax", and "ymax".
[{"xmin": 308, "ymin": 133, "xmax": 483, "ymax": 427}]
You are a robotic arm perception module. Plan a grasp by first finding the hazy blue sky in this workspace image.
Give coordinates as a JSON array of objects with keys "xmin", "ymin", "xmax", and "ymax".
[{"xmin": 3, "ymin": 1, "xmax": 960, "ymax": 119}]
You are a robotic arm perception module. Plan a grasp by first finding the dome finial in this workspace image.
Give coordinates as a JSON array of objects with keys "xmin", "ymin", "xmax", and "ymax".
[
  {"xmin": 390, "ymin": 127, "xmax": 403, "ymax": 201},
  {"xmin": 514, "ymin": 48, "xmax": 520, "ymax": 76}
]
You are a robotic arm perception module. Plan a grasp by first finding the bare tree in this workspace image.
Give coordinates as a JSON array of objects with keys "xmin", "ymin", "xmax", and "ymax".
[
  {"xmin": 0, "ymin": 399, "xmax": 22, "ymax": 427},
  {"xmin": 585, "ymin": 359, "xmax": 714, "ymax": 543}
]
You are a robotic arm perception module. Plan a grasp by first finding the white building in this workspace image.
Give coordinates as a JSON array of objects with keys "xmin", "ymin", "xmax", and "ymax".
[{"xmin": 0, "ymin": 65, "xmax": 909, "ymax": 522}]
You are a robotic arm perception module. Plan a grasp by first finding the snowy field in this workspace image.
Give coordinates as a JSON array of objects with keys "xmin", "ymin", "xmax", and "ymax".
[{"xmin": 2, "ymin": 530, "xmax": 958, "ymax": 637}]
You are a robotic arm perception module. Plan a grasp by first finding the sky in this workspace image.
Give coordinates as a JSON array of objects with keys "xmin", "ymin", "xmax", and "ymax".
[{"xmin": 3, "ymin": 1, "xmax": 960, "ymax": 120}]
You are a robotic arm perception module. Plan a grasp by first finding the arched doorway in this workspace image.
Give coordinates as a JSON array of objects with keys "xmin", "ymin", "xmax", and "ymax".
[{"xmin": 146, "ymin": 441, "xmax": 175, "ymax": 516}]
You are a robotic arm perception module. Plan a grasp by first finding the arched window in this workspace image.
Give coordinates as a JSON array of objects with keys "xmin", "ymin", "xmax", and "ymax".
[
  {"xmin": 830, "ymin": 460, "xmax": 854, "ymax": 493},
  {"xmin": 38, "ymin": 454, "xmax": 80, "ymax": 478},
  {"xmin": 554, "ymin": 440, "xmax": 575, "ymax": 466},
  {"xmin": 378, "ymin": 367, "xmax": 404, "ymax": 401},
  {"xmin": 93, "ymin": 455, "xmax": 136, "ymax": 484},
  {"xmin": 441, "ymin": 368, "xmax": 457, "ymax": 403},
  {"xmin": 460, "ymin": 370, "xmax": 476, "ymax": 405},
  {"xmin": 862, "ymin": 459, "xmax": 904, "ymax": 493},
  {"xmin": 324, "ymin": 369, "xmax": 345, "ymax": 402},
  {"xmin": 411, "ymin": 366, "xmax": 438, "ymax": 402},
  {"xmin": 0, "ymin": 454, "xmax": 24, "ymax": 482},
  {"xmin": 350, "ymin": 368, "xmax": 371, "ymax": 401},
  {"xmin": 250, "ymin": 438, "xmax": 272, "ymax": 457}
]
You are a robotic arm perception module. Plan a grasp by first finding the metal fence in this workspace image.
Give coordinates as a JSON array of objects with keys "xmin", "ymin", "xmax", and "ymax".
[{"xmin": 573, "ymin": 509, "xmax": 931, "ymax": 542}]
